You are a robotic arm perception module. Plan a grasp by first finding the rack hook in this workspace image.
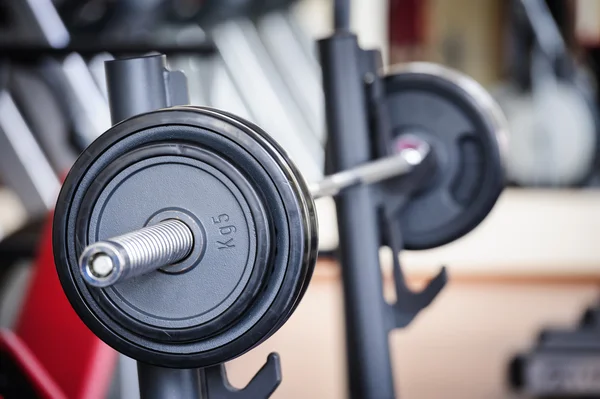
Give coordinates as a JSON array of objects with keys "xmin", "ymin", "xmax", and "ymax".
[
  {"xmin": 384, "ymin": 219, "xmax": 447, "ymax": 330},
  {"xmin": 202, "ymin": 353, "xmax": 282, "ymax": 399}
]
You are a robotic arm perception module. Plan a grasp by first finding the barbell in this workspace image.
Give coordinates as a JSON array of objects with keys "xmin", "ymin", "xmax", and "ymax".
[{"xmin": 53, "ymin": 63, "xmax": 507, "ymax": 368}]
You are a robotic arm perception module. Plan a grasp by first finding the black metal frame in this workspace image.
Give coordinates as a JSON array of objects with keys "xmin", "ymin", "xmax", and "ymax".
[
  {"xmin": 320, "ymin": 34, "xmax": 446, "ymax": 399},
  {"xmin": 320, "ymin": 34, "xmax": 396, "ymax": 398},
  {"xmin": 105, "ymin": 2, "xmax": 447, "ymax": 398},
  {"xmin": 105, "ymin": 53, "xmax": 284, "ymax": 399}
]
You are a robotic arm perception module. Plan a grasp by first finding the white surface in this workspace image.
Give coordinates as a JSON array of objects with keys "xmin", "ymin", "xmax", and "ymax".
[{"xmin": 317, "ymin": 188, "xmax": 600, "ymax": 275}]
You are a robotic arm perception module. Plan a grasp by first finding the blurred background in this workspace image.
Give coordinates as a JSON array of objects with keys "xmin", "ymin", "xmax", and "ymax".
[{"xmin": 1, "ymin": 0, "xmax": 600, "ymax": 398}]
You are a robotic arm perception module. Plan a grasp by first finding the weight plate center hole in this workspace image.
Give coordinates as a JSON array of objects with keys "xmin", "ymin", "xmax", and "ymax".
[
  {"xmin": 145, "ymin": 209, "xmax": 208, "ymax": 275},
  {"xmin": 393, "ymin": 131, "xmax": 442, "ymax": 192}
]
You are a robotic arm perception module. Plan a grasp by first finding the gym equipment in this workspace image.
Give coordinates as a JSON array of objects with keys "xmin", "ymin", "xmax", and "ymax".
[
  {"xmin": 0, "ymin": 0, "xmax": 68, "ymax": 216},
  {"xmin": 255, "ymin": 2, "xmax": 325, "ymax": 144},
  {"xmin": 501, "ymin": 0, "xmax": 598, "ymax": 186},
  {"xmin": 510, "ymin": 322, "xmax": 600, "ymax": 396},
  {"xmin": 1, "ymin": 0, "xmax": 109, "ymax": 169},
  {"xmin": 0, "ymin": 73, "xmax": 60, "ymax": 217},
  {"xmin": 192, "ymin": 0, "xmax": 324, "ymax": 182},
  {"xmin": 511, "ymin": 350, "xmax": 600, "ymax": 397},
  {"xmin": 0, "ymin": 0, "xmax": 69, "ymax": 48},
  {"xmin": 53, "ymin": 55, "xmax": 311, "ymax": 373},
  {"xmin": 41, "ymin": 1, "xmax": 506, "ymax": 397},
  {"xmin": 510, "ymin": 300, "xmax": 600, "ymax": 397},
  {"xmin": 53, "ymin": 55, "xmax": 431, "ymax": 370},
  {"xmin": 321, "ymin": 1, "xmax": 506, "ymax": 397},
  {"xmin": 52, "ymin": 54, "xmax": 505, "ymax": 399},
  {"xmin": 76, "ymin": 143, "xmax": 426, "ymax": 289},
  {"xmin": 8, "ymin": 66, "xmax": 78, "ymax": 174},
  {"xmin": 0, "ymin": 0, "xmax": 215, "ymax": 57},
  {"xmin": 210, "ymin": 19, "xmax": 324, "ymax": 182},
  {"xmin": 384, "ymin": 63, "xmax": 506, "ymax": 249}
]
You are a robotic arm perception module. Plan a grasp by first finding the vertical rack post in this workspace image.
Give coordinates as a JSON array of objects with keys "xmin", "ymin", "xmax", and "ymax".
[
  {"xmin": 137, "ymin": 363, "xmax": 201, "ymax": 399},
  {"xmin": 105, "ymin": 54, "xmax": 189, "ymax": 124},
  {"xmin": 104, "ymin": 53, "xmax": 194, "ymax": 399},
  {"xmin": 319, "ymin": 34, "xmax": 396, "ymax": 398}
]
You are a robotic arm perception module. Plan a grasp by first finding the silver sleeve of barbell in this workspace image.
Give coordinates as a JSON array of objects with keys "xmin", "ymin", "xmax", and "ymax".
[
  {"xmin": 79, "ymin": 219, "xmax": 194, "ymax": 287},
  {"xmin": 309, "ymin": 143, "xmax": 430, "ymax": 199}
]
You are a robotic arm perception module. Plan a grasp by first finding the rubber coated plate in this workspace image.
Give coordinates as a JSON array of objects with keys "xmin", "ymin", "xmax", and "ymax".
[
  {"xmin": 53, "ymin": 107, "xmax": 318, "ymax": 368},
  {"xmin": 86, "ymin": 151, "xmax": 260, "ymax": 332},
  {"xmin": 384, "ymin": 63, "xmax": 506, "ymax": 250}
]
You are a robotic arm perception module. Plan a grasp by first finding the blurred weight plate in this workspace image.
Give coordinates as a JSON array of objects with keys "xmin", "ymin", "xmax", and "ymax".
[
  {"xmin": 53, "ymin": 107, "xmax": 318, "ymax": 368},
  {"xmin": 384, "ymin": 63, "xmax": 507, "ymax": 250},
  {"xmin": 501, "ymin": 80, "xmax": 597, "ymax": 187}
]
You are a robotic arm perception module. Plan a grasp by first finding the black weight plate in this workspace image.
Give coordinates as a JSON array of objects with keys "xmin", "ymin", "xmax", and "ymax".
[
  {"xmin": 212, "ymin": 108, "xmax": 319, "ymax": 318},
  {"xmin": 53, "ymin": 106, "xmax": 318, "ymax": 368},
  {"xmin": 384, "ymin": 63, "xmax": 507, "ymax": 249},
  {"xmin": 81, "ymin": 145, "xmax": 265, "ymax": 341}
]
